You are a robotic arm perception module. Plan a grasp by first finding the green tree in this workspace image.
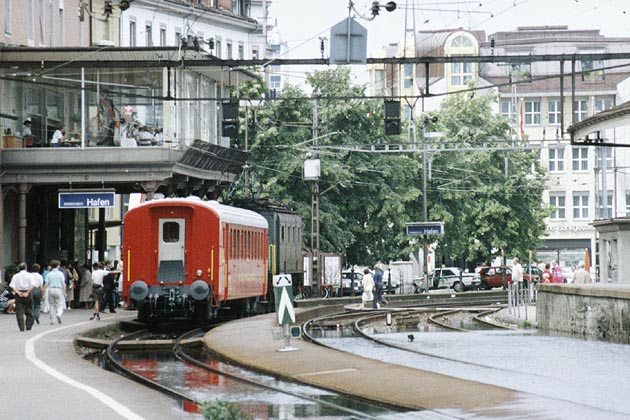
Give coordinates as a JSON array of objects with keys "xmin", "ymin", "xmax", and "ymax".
[{"xmin": 427, "ymin": 89, "xmax": 550, "ymax": 266}]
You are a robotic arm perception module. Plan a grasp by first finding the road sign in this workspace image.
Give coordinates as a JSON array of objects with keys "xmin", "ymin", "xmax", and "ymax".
[
  {"xmin": 406, "ymin": 222, "xmax": 445, "ymax": 236},
  {"xmin": 273, "ymin": 274, "xmax": 295, "ymax": 325},
  {"xmin": 330, "ymin": 17, "xmax": 367, "ymax": 64},
  {"xmin": 58, "ymin": 190, "xmax": 115, "ymax": 209}
]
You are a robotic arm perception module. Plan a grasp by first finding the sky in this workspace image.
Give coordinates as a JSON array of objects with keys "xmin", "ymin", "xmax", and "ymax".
[{"xmin": 267, "ymin": 0, "xmax": 630, "ymax": 87}]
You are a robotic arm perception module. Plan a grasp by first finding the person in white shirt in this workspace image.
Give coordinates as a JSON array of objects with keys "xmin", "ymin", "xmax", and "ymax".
[
  {"xmin": 9, "ymin": 263, "xmax": 35, "ymax": 331},
  {"xmin": 51, "ymin": 126, "xmax": 64, "ymax": 147},
  {"xmin": 45, "ymin": 260, "xmax": 67, "ymax": 325},
  {"xmin": 90, "ymin": 262, "xmax": 109, "ymax": 321}
]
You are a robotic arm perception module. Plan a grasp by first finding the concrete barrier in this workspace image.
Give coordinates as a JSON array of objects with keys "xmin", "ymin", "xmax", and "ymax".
[{"xmin": 537, "ymin": 283, "xmax": 630, "ymax": 343}]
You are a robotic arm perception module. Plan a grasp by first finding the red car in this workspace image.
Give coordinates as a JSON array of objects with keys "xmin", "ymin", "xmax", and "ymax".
[{"xmin": 478, "ymin": 266, "xmax": 540, "ymax": 290}]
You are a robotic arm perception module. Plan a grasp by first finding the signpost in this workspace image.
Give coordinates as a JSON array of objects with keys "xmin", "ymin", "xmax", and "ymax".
[
  {"xmin": 58, "ymin": 189, "xmax": 115, "ymax": 209},
  {"xmin": 273, "ymin": 273, "xmax": 297, "ymax": 352},
  {"xmin": 406, "ymin": 222, "xmax": 445, "ymax": 236}
]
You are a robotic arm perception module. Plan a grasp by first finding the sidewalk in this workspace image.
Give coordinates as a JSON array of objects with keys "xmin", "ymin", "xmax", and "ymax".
[
  {"xmin": 0, "ymin": 308, "xmax": 187, "ymax": 420},
  {"xmin": 494, "ymin": 303, "xmax": 538, "ymax": 327}
]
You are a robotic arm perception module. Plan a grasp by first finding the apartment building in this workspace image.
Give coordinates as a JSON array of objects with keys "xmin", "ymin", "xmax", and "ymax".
[{"xmin": 369, "ymin": 26, "xmax": 630, "ymax": 274}]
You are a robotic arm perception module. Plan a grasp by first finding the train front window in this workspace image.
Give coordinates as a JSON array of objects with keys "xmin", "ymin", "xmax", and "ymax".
[{"xmin": 162, "ymin": 222, "xmax": 180, "ymax": 243}]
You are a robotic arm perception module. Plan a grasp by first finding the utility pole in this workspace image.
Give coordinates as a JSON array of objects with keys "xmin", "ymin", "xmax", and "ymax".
[{"xmin": 310, "ymin": 95, "xmax": 320, "ymax": 297}]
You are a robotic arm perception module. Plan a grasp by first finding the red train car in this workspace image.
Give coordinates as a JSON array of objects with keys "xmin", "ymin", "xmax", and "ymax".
[{"xmin": 122, "ymin": 197, "xmax": 268, "ymax": 323}]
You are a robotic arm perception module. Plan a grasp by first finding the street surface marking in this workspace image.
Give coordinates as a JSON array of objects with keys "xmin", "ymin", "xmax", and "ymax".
[{"xmin": 26, "ymin": 321, "xmax": 147, "ymax": 420}]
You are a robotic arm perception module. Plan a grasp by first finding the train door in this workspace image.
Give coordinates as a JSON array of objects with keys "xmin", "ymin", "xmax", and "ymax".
[{"xmin": 158, "ymin": 218, "xmax": 186, "ymax": 282}]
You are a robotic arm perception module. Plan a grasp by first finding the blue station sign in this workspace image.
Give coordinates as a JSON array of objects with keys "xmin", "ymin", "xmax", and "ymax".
[
  {"xmin": 58, "ymin": 190, "xmax": 115, "ymax": 209},
  {"xmin": 406, "ymin": 222, "xmax": 445, "ymax": 236}
]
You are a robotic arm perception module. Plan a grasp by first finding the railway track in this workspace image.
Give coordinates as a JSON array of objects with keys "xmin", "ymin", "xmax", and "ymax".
[{"xmin": 102, "ymin": 327, "xmax": 401, "ymax": 419}]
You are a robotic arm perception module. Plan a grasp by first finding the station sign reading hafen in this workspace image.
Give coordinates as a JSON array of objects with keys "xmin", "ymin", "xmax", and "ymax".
[
  {"xmin": 58, "ymin": 189, "xmax": 115, "ymax": 209},
  {"xmin": 406, "ymin": 222, "xmax": 445, "ymax": 236}
]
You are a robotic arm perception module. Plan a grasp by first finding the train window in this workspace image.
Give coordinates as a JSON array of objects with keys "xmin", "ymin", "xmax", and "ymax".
[
  {"xmin": 163, "ymin": 222, "xmax": 180, "ymax": 243},
  {"xmin": 281, "ymin": 226, "xmax": 285, "ymax": 242}
]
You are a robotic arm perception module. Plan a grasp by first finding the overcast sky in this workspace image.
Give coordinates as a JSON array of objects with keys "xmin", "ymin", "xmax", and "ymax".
[{"xmin": 267, "ymin": 0, "xmax": 630, "ymax": 87}]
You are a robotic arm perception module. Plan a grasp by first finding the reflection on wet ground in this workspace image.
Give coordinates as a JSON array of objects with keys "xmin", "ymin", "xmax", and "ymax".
[
  {"xmin": 113, "ymin": 349, "xmax": 413, "ymax": 419},
  {"xmin": 317, "ymin": 314, "xmax": 630, "ymax": 419}
]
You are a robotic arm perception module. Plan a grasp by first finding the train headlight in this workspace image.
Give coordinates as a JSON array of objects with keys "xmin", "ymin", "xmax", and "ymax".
[
  {"xmin": 196, "ymin": 269, "xmax": 203, "ymax": 277},
  {"xmin": 189, "ymin": 280, "xmax": 210, "ymax": 301},
  {"xmin": 129, "ymin": 280, "xmax": 149, "ymax": 301}
]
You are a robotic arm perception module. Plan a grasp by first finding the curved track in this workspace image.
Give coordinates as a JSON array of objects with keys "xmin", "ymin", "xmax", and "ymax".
[
  {"xmin": 104, "ymin": 327, "xmax": 396, "ymax": 419},
  {"xmin": 302, "ymin": 294, "xmax": 545, "ymax": 378}
]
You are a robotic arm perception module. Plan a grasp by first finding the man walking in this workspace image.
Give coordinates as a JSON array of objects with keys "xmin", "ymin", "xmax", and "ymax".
[
  {"xmin": 45, "ymin": 260, "xmax": 67, "ymax": 325},
  {"xmin": 9, "ymin": 263, "xmax": 35, "ymax": 331}
]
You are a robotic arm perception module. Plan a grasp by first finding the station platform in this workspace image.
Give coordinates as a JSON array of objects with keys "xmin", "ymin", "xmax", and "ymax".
[{"xmin": 0, "ymin": 308, "xmax": 187, "ymax": 420}]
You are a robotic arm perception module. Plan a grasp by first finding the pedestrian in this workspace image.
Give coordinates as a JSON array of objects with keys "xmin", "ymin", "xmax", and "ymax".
[
  {"xmin": 45, "ymin": 260, "xmax": 66, "ymax": 325},
  {"xmin": 9, "ymin": 263, "xmax": 35, "ymax": 331},
  {"xmin": 572, "ymin": 263, "xmax": 591, "ymax": 284},
  {"xmin": 102, "ymin": 270, "xmax": 118, "ymax": 313},
  {"xmin": 64, "ymin": 262, "xmax": 76, "ymax": 310},
  {"xmin": 30, "ymin": 263, "xmax": 44, "ymax": 325},
  {"xmin": 79, "ymin": 263, "xmax": 93, "ymax": 309},
  {"xmin": 361, "ymin": 268, "xmax": 374, "ymax": 309},
  {"xmin": 23, "ymin": 118, "xmax": 34, "ymax": 147},
  {"xmin": 90, "ymin": 262, "xmax": 108, "ymax": 320},
  {"xmin": 512, "ymin": 258, "xmax": 524, "ymax": 285},
  {"xmin": 372, "ymin": 262, "xmax": 387, "ymax": 309},
  {"xmin": 552, "ymin": 261, "xmax": 563, "ymax": 284},
  {"xmin": 542, "ymin": 263, "xmax": 552, "ymax": 284}
]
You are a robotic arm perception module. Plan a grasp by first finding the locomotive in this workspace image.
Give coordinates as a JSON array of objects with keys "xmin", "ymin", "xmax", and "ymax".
[{"xmin": 122, "ymin": 196, "xmax": 302, "ymax": 324}]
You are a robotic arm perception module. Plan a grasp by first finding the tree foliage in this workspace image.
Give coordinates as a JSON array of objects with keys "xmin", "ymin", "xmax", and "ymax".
[{"xmin": 230, "ymin": 69, "xmax": 549, "ymax": 269}]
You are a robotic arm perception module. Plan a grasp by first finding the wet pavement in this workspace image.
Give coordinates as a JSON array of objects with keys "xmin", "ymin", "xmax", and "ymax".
[{"xmin": 317, "ymin": 306, "xmax": 630, "ymax": 419}]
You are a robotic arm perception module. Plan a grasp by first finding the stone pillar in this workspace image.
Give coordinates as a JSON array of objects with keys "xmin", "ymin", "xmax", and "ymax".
[{"xmin": 17, "ymin": 183, "xmax": 31, "ymax": 263}]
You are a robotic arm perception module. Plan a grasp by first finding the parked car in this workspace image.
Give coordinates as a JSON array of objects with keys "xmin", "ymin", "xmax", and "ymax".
[
  {"xmin": 430, "ymin": 267, "xmax": 480, "ymax": 292},
  {"xmin": 337, "ymin": 270, "xmax": 364, "ymax": 297},
  {"xmin": 479, "ymin": 265, "xmax": 539, "ymax": 290},
  {"xmin": 524, "ymin": 265, "xmax": 542, "ymax": 288}
]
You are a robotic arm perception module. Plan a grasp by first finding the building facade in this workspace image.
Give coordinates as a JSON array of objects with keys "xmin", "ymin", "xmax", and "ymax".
[{"xmin": 369, "ymin": 26, "xmax": 630, "ymax": 279}]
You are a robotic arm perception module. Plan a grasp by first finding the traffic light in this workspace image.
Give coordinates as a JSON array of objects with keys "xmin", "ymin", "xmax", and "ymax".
[
  {"xmin": 104, "ymin": 0, "xmax": 113, "ymax": 16},
  {"xmin": 384, "ymin": 100, "xmax": 401, "ymax": 135},
  {"xmin": 222, "ymin": 101, "xmax": 239, "ymax": 138}
]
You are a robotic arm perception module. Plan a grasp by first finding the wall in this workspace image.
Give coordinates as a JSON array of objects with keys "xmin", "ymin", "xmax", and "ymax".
[{"xmin": 537, "ymin": 283, "xmax": 630, "ymax": 343}]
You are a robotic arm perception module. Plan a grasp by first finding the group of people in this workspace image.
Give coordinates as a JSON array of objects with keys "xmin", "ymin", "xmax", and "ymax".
[
  {"xmin": 360, "ymin": 261, "xmax": 389, "ymax": 309},
  {"xmin": 540, "ymin": 260, "xmax": 592, "ymax": 284},
  {"xmin": 2, "ymin": 259, "xmax": 122, "ymax": 331},
  {"xmin": 119, "ymin": 118, "xmax": 162, "ymax": 147}
]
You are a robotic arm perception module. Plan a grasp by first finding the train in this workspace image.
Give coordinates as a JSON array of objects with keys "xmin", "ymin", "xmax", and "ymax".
[{"xmin": 121, "ymin": 196, "xmax": 302, "ymax": 324}]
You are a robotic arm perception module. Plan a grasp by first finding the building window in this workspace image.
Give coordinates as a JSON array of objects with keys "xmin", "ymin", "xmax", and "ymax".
[
  {"xmin": 215, "ymin": 38, "xmax": 222, "ymax": 58},
  {"xmin": 596, "ymin": 192, "xmax": 613, "ymax": 219},
  {"xmin": 48, "ymin": 1, "xmax": 54, "ymax": 46},
  {"xmin": 226, "ymin": 42, "xmax": 233, "ymax": 59},
  {"xmin": 550, "ymin": 193, "xmax": 566, "ymax": 220},
  {"xmin": 524, "ymin": 100, "xmax": 540, "ymax": 125},
  {"xmin": 251, "ymin": 47, "xmax": 259, "ymax": 60},
  {"xmin": 145, "ymin": 23, "xmax": 152, "ymax": 46},
  {"xmin": 5, "ymin": 0, "xmax": 11, "ymax": 35},
  {"xmin": 581, "ymin": 55, "xmax": 604, "ymax": 80},
  {"xmin": 232, "ymin": 0, "xmax": 241, "ymax": 15},
  {"xmin": 626, "ymin": 191, "xmax": 630, "ymax": 216},
  {"xmin": 159, "ymin": 25, "xmax": 166, "ymax": 46},
  {"xmin": 573, "ymin": 192, "xmax": 589, "ymax": 220},
  {"xmin": 403, "ymin": 64, "xmax": 414, "ymax": 90},
  {"xmin": 374, "ymin": 69, "xmax": 385, "ymax": 95},
  {"xmin": 238, "ymin": 43, "xmax": 244, "ymax": 59},
  {"xmin": 596, "ymin": 147, "xmax": 613, "ymax": 169},
  {"xmin": 129, "ymin": 18, "xmax": 136, "ymax": 46},
  {"xmin": 451, "ymin": 61, "xmax": 473, "ymax": 86},
  {"xmin": 572, "ymin": 147, "xmax": 588, "ymax": 172},
  {"xmin": 595, "ymin": 96, "xmax": 613, "ymax": 113},
  {"xmin": 548, "ymin": 99, "xmax": 561, "ymax": 125},
  {"xmin": 549, "ymin": 147, "xmax": 565, "ymax": 172},
  {"xmin": 573, "ymin": 99, "xmax": 588, "ymax": 122},
  {"xmin": 500, "ymin": 100, "xmax": 511, "ymax": 120}
]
